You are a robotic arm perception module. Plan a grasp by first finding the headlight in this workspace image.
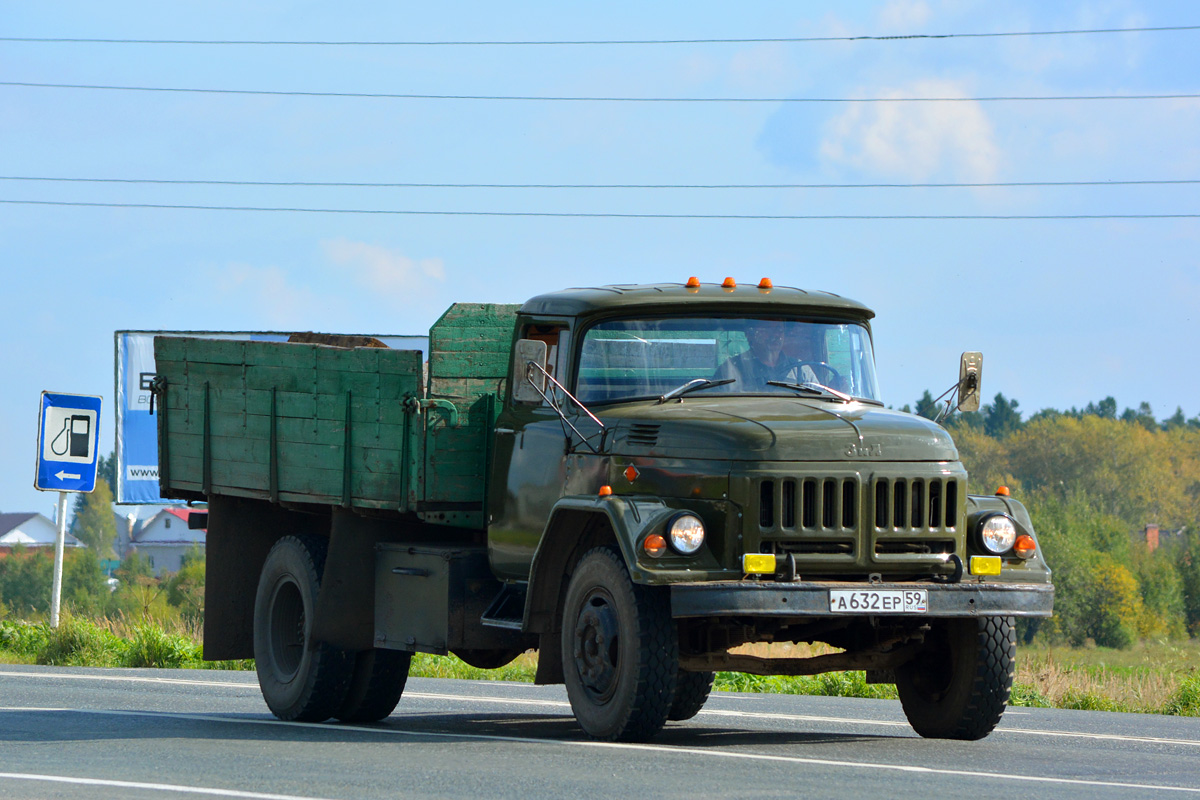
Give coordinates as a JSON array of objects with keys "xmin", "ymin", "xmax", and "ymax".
[
  {"xmin": 668, "ymin": 513, "xmax": 705, "ymax": 554},
  {"xmin": 977, "ymin": 513, "xmax": 1017, "ymax": 555}
]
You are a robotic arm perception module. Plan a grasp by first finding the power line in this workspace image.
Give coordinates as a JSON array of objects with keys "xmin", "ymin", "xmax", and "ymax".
[
  {"xmin": 4, "ymin": 80, "xmax": 1197, "ymax": 103},
  {"xmin": 3, "ymin": 176, "xmax": 1198, "ymax": 189},
  {"xmin": 2, "ymin": 199, "xmax": 1196, "ymax": 220},
  {"xmin": 1, "ymin": 25, "xmax": 1197, "ymax": 46}
]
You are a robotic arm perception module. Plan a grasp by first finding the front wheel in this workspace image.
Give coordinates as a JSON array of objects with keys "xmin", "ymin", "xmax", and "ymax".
[
  {"xmin": 895, "ymin": 616, "xmax": 1015, "ymax": 740},
  {"xmin": 253, "ymin": 535, "xmax": 352, "ymax": 722},
  {"xmin": 561, "ymin": 547, "xmax": 678, "ymax": 741}
]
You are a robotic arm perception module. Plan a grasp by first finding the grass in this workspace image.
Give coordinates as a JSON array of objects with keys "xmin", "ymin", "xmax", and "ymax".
[{"xmin": 2, "ymin": 616, "xmax": 1196, "ymax": 716}]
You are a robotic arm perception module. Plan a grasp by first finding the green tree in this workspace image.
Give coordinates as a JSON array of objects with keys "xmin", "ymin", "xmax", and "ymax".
[
  {"xmin": 70, "ymin": 478, "xmax": 117, "ymax": 558},
  {"xmin": 984, "ymin": 393, "xmax": 1023, "ymax": 439},
  {"xmin": 914, "ymin": 390, "xmax": 939, "ymax": 421}
]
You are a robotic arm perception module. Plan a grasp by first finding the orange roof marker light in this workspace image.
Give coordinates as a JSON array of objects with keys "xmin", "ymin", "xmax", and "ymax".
[
  {"xmin": 758, "ymin": 277, "xmax": 773, "ymax": 293},
  {"xmin": 598, "ymin": 485, "xmax": 613, "ymax": 498},
  {"xmin": 722, "ymin": 277, "xmax": 737, "ymax": 292},
  {"xmin": 996, "ymin": 486, "xmax": 1011, "ymax": 497},
  {"xmin": 685, "ymin": 276, "xmax": 701, "ymax": 288}
]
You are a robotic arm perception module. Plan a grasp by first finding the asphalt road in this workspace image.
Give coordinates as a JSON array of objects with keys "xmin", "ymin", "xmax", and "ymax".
[{"xmin": 0, "ymin": 665, "xmax": 1197, "ymax": 799}]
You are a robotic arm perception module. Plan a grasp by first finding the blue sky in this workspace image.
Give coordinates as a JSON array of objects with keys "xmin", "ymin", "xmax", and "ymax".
[{"xmin": 2, "ymin": 1, "xmax": 1198, "ymax": 518}]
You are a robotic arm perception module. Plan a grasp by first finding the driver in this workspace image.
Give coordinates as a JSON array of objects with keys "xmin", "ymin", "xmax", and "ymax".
[{"xmin": 714, "ymin": 320, "xmax": 819, "ymax": 389}]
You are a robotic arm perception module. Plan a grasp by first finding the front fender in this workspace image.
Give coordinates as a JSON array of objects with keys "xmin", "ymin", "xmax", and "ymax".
[{"xmin": 966, "ymin": 494, "xmax": 1052, "ymax": 583}]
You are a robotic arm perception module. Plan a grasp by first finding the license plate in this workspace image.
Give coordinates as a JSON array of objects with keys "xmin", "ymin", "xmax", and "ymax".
[{"xmin": 828, "ymin": 589, "xmax": 927, "ymax": 614}]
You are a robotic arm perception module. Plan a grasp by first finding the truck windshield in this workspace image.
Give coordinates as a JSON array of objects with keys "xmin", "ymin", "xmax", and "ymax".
[{"xmin": 576, "ymin": 317, "xmax": 881, "ymax": 404}]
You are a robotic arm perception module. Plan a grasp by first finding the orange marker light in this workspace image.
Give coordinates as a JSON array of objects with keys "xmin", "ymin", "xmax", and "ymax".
[
  {"xmin": 643, "ymin": 534, "xmax": 667, "ymax": 558},
  {"xmin": 996, "ymin": 486, "xmax": 1011, "ymax": 497},
  {"xmin": 722, "ymin": 276, "xmax": 737, "ymax": 289},
  {"xmin": 1014, "ymin": 534, "xmax": 1037, "ymax": 559},
  {"xmin": 758, "ymin": 277, "xmax": 773, "ymax": 289},
  {"xmin": 685, "ymin": 276, "xmax": 701, "ymax": 288},
  {"xmin": 624, "ymin": 465, "xmax": 639, "ymax": 482},
  {"xmin": 598, "ymin": 485, "xmax": 613, "ymax": 497}
]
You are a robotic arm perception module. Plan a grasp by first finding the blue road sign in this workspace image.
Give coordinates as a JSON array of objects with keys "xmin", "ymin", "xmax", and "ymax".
[{"xmin": 35, "ymin": 392, "xmax": 103, "ymax": 493}]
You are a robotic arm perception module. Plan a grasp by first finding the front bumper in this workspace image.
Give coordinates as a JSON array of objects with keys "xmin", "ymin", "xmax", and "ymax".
[{"xmin": 671, "ymin": 580, "xmax": 1054, "ymax": 618}]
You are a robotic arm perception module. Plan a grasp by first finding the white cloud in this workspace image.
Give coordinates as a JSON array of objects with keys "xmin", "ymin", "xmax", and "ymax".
[
  {"xmin": 211, "ymin": 263, "xmax": 318, "ymax": 326},
  {"xmin": 818, "ymin": 79, "xmax": 1000, "ymax": 181},
  {"xmin": 878, "ymin": 0, "xmax": 932, "ymax": 31},
  {"xmin": 321, "ymin": 239, "xmax": 445, "ymax": 303}
]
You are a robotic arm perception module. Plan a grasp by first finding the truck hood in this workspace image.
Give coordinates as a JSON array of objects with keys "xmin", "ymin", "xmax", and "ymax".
[{"xmin": 600, "ymin": 397, "xmax": 958, "ymax": 462}]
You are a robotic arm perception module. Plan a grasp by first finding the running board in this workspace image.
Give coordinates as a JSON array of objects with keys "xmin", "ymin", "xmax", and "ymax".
[{"xmin": 480, "ymin": 583, "xmax": 526, "ymax": 631}]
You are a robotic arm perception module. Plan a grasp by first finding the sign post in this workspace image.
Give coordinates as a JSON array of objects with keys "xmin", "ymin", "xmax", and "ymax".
[{"xmin": 34, "ymin": 392, "xmax": 102, "ymax": 627}]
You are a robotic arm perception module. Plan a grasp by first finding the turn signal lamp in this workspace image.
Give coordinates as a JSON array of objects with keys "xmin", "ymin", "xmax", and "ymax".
[
  {"xmin": 743, "ymin": 553, "xmax": 775, "ymax": 574},
  {"xmin": 1014, "ymin": 534, "xmax": 1037, "ymax": 560},
  {"xmin": 598, "ymin": 485, "xmax": 613, "ymax": 497},
  {"xmin": 643, "ymin": 534, "xmax": 667, "ymax": 558},
  {"xmin": 996, "ymin": 486, "xmax": 1011, "ymax": 497}
]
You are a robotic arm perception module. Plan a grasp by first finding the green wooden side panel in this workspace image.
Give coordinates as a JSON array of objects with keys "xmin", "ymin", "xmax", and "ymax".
[
  {"xmin": 155, "ymin": 337, "xmax": 422, "ymax": 511},
  {"xmin": 424, "ymin": 304, "xmax": 519, "ymax": 517}
]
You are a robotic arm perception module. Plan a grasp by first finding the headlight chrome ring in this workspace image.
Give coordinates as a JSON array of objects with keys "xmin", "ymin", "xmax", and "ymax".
[
  {"xmin": 976, "ymin": 513, "xmax": 1018, "ymax": 555},
  {"xmin": 667, "ymin": 513, "xmax": 706, "ymax": 555}
]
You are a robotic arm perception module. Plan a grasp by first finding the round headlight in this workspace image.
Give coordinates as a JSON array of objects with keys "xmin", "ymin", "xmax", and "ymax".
[
  {"xmin": 978, "ymin": 514, "xmax": 1017, "ymax": 555},
  {"xmin": 668, "ymin": 513, "xmax": 705, "ymax": 555}
]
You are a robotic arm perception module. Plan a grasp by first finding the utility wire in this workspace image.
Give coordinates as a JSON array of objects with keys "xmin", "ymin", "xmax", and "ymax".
[
  {"xmin": 3, "ymin": 80, "xmax": 1197, "ymax": 103},
  {"xmin": 3, "ymin": 176, "xmax": 1198, "ymax": 189},
  {"xmin": 1, "ymin": 25, "xmax": 1197, "ymax": 46},
  {"xmin": 2, "ymin": 199, "xmax": 1195, "ymax": 220}
]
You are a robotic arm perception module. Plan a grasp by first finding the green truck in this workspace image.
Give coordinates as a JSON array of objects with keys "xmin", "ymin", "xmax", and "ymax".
[{"xmin": 153, "ymin": 278, "xmax": 1053, "ymax": 742}]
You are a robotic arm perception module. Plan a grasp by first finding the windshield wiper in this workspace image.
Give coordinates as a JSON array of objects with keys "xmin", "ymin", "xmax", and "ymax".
[
  {"xmin": 658, "ymin": 377, "xmax": 735, "ymax": 404},
  {"xmin": 767, "ymin": 380, "xmax": 853, "ymax": 403}
]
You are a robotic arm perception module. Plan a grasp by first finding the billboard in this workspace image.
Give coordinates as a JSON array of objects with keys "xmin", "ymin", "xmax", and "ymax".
[{"xmin": 114, "ymin": 331, "xmax": 427, "ymax": 504}]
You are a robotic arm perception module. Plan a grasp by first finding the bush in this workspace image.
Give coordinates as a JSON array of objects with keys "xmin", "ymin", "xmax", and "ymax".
[
  {"xmin": 37, "ymin": 614, "xmax": 122, "ymax": 667},
  {"xmin": 122, "ymin": 623, "xmax": 201, "ymax": 668},
  {"xmin": 1162, "ymin": 676, "xmax": 1200, "ymax": 717}
]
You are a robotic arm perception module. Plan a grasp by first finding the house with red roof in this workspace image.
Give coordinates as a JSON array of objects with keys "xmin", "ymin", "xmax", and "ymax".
[{"xmin": 130, "ymin": 507, "xmax": 206, "ymax": 574}]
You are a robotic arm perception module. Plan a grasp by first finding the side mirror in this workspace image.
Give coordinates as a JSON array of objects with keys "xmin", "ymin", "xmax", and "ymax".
[
  {"xmin": 512, "ymin": 339, "xmax": 548, "ymax": 403},
  {"xmin": 958, "ymin": 352, "xmax": 983, "ymax": 413}
]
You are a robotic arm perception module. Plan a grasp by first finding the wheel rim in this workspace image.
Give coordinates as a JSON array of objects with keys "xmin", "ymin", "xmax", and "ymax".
[
  {"xmin": 572, "ymin": 589, "xmax": 621, "ymax": 702},
  {"xmin": 268, "ymin": 578, "xmax": 306, "ymax": 682}
]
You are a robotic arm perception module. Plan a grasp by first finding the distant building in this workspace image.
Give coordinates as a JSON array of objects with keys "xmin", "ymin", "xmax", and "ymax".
[
  {"xmin": 1144, "ymin": 523, "xmax": 1160, "ymax": 552},
  {"xmin": 130, "ymin": 507, "xmax": 206, "ymax": 575},
  {"xmin": 0, "ymin": 512, "xmax": 84, "ymax": 553}
]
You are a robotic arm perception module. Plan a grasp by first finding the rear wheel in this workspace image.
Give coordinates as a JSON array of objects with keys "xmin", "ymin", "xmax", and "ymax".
[
  {"xmin": 896, "ymin": 616, "xmax": 1015, "ymax": 740},
  {"xmin": 561, "ymin": 547, "xmax": 678, "ymax": 741},
  {"xmin": 253, "ymin": 535, "xmax": 352, "ymax": 722},
  {"xmin": 669, "ymin": 670, "xmax": 715, "ymax": 721},
  {"xmin": 335, "ymin": 649, "xmax": 411, "ymax": 723}
]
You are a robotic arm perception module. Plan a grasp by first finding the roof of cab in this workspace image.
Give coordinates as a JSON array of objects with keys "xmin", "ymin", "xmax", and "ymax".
[{"xmin": 519, "ymin": 281, "xmax": 875, "ymax": 319}]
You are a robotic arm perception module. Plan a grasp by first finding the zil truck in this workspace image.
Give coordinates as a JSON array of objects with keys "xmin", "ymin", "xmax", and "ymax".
[{"xmin": 153, "ymin": 278, "xmax": 1053, "ymax": 742}]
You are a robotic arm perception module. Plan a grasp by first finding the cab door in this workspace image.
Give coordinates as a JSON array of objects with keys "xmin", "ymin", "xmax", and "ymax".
[{"xmin": 488, "ymin": 320, "xmax": 573, "ymax": 580}]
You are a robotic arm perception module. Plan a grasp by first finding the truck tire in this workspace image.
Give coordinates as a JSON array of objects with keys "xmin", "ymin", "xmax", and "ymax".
[
  {"xmin": 895, "ymin": 616, "xmax": 1015, "ymax": 740},
  {"xmin": 669, "ymin": 670, "xmax": 715, "ymax": 721},
  {"xmin": 254, "ymin": 535, "xmax": 352, "ymax": 722},
  {"xmin": 561, "ymin": 547, "xmax": 678, "ymax": 741},
  {"xmin": 335, "ymin": 649, "xmax": 411, "ymax": 723}
]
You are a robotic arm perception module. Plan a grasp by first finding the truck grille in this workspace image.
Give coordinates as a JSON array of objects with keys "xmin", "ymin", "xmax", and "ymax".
[
  {"xmin": 752, "ymin": 471, "xmax": 964, "ymax": 569},
  {"xmin": 872, "ymin": 477, "xmax": 958, "ymax": 531},
  {"xmin": 758, "ymin": 477, "xmax": 858, "ymax": 531}
]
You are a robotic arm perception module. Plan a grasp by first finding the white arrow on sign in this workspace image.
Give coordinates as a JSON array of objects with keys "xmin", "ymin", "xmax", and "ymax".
[{"xmin": 55, "ymin": 470, "xmax": 81, "ymax": 481}]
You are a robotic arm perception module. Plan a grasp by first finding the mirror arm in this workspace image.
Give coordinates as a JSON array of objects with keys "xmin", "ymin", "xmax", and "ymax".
[{"xmin": 524, "ymin": 361, "xmax": 604, "ymax": 454}]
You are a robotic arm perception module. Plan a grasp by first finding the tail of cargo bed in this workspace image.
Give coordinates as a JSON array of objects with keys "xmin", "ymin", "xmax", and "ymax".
[{"xmin": 153, "ymin": 303, "xmax": 519, "ymax": 527}]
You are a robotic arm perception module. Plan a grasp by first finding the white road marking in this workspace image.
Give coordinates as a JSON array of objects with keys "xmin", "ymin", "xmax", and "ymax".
[
  {"xmin": 2, "ymin": 705, "xmax": 1198, "ymax": 795},
  {"xmin": 0, "ymin": 771, "xmax": 338, "ymax": 800},
  {"xmin": 4, "ymin": 670, "xmax": 1199, "ymax": 749}
]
